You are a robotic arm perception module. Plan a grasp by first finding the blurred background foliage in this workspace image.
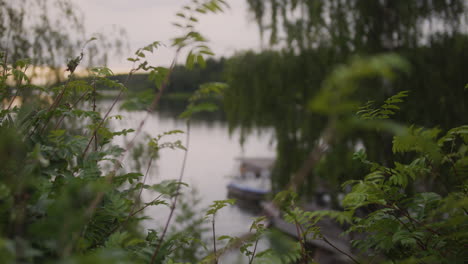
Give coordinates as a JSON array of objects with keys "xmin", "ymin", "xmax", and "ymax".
[
  {"xmin": 0, "ymin": 0, "xmax": 467, "ymax": 263},
  {"xmin": 0, "ymin": 0, "xmax": 126, "ymax": 84},
  {"xmin": 0, "ymin": 0, "xmax": 228, "ymax": 263},
  {"xmin": 223, "ymin": 0, "xmax": 468, "ymax": 198},
  {"xmin": 92, "ymin": 1, "xmax": 468, "ymax": 199}
]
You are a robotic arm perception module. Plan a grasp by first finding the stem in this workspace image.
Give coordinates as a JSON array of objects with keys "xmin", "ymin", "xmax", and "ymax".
[
  {"xmin": 39, "ymin": 49, "xmax": 83, "ymax": 135},
  {"xmin": 449, "ymin": 158, "xmax": 461, "ymax": 183},
  {"xmin": 53, "ymin": 90, "xmax": 89, "ymax": 130},
  {"xmin": 125, "ymin": 158, "xmax": 154, "ymax": 225},
  {"xmin": 6, "ymin": 67, "xmax": 26, "ymax": 111},
  {"xmin": 2, "ymin": 50, "xmax": 8, "ymax": 78},
  {"xmin": 322, "ymin": 236, "xmax": 361, "ymax": 264},
  {"xmin": 293, "ymin": 218, "xmax": 307, "ymax": 262},
  {"xmin": 249, "ymin": 238, "xmax": 259, "ymax": 264},
  {"xmin": 37, "ymin": 76, "xmax": 73, "ymax": 134},
  {"xmin": 297, "ymin": 219, "xmax": 310, "ymax": 263},
  {"xmin": 83, "ymin": 47, "xmax": 181, "ymax": 158},
  {"xmin": 150, "ymin": 121, "xmax": 190, "ymax": 264},
  {"xmin": 6, "ymin": 87, "xmax": 20, "ymax": 110},
  {"xmin": 392, "ymin": 211, "xmax": 412, "ymax": 232},
  {"xmin": 212, "ymin": 217, "xmax": 218, "ymax": 264},
  {"xmin": 92, "ymin": 80, "xmax": 98, "ymax": 151},
  {"xmin": 129, "ymin": 194, "xmax": 163, "ymax": 217},
  {"xmin": 80, "ymin": 49, "xmax": 181, "ymax": 242},
  {"xmin": 397, "ymin": 205, "xmax": 441, "ymax": 236},
  {"xmin": 81, "ymin": 70, "xmax": 134, "ymax": 157},
  {"xmin": 106, "ymin": 193, "xmax": 164, "ymax": 238},
  {"xmin": 1, "ymin": 50, "xmax": 9, "ymax": 110},
  {"xmin": 391, "ymin": 212, "xmax": 427, "ymax": 250},
  {"xmin": 387, "ymin": 203, "xmax": 440, "ymax": 247}
]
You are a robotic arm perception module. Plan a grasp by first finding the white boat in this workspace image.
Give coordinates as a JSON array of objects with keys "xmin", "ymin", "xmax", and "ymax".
[{"xmin": 227, "ymin": 157, "xmax": 274, "ymax": 201}]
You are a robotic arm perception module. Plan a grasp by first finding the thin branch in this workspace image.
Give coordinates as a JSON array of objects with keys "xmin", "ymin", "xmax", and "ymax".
[
  {"xmin": 391, "ymin": 213, "xmax": 427, "ymax": 250},
  {"xmin": 82, "ymin": 47, "xmax": 181, "ymax": 158},
  {"xmin": 293, "ymin": 218, "xmax": 307, "ymax": 262},
  {"xmin": 109, "ymin": 193, "xmax": 164, "ymax": 237},
  {"xmin": 322, "ymin": 235, "xmax": 361, "ymax": 264},
  {"xmin": 80, "ymin": 52, "xmax": 181, "ymax": 248},
  {"xmin": 124, "ymin": 157, "xmax": 154, "ymax": 227},
  {"xmin": 39, "ymin": 52, "xmax": 84, "ymax": 135},
  {"xmin": 6, "ymin": 65, "xmax": 28, "ymax": 111},
  {"xmin": 81, "ymin": 48, "xmax": 180, "ymax": 223},
  {"xmin": 129, "ymin": 194, "xmax": 164, "ymax": 218},
  {"xmin": 396, "ymin": 205, "xmax": 441, "ymax": 236},
  {"xmin": 81, "ymin": 69, "xmax": 135, "ymax": 157},
  {"xmin": 92, "ymin": 79, "xmax": 98, "ymax": 151},
  {"xmin": 6, "ymin": 86, "xmax": 21, "ymax": 110},
  {"xmin": 53, "ymin": 90, "xmax": 90, "ymax": 130},
  {"xmin": 2, "ymin": 50, "xmax": 8, "ymax": 78},
  {"xmin": 151, "ymin": 121, "xmax": 191, "ymax": 264},
  {"xmin": 203, "ymin": 232, "xmax": 256, "ymax": 263},
  {"xmin": 249, "ymin": 238, "xmax": 259, "ymax": 264},
  {"xmin": 212, "ymin": 217, "xmax": 218, "ymax": 264},
  {"xmin": 32, "ymin": 77, "xmax": 72, "ymax": 135}
]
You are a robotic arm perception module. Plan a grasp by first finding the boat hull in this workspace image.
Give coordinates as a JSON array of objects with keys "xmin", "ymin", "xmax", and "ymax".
[{"xmin": 227, "ymin": 182, "xmax": 269, "ymax": 201}]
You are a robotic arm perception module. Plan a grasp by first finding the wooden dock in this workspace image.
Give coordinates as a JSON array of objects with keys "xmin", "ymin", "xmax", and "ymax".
[{"xmin": 262, "ymin": 201, "xmax": 354, "ymax": 264}]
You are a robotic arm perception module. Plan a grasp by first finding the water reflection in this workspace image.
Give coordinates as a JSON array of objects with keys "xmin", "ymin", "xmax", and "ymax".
[{"xmin": 107, "ymin": 102, "xmax": 275, "ymax": 263}]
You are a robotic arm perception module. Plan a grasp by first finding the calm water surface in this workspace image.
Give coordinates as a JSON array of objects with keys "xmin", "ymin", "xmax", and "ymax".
[{"xmin": 109, "ymin": 105, "xmax": 276, "ymax": 262}]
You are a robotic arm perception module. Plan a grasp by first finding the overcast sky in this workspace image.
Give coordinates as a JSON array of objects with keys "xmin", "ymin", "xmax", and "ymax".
[{"xmin": 76, "ymin": 0, "xmax": 262, "ymax": 70}]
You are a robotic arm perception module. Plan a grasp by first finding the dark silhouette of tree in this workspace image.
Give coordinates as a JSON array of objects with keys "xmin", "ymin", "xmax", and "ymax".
[{"xmin": 224, "ymin": 0, "xmax": 468, "ymax": 196}]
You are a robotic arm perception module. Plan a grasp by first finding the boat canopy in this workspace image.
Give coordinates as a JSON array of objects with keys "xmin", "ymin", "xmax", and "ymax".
[{"xmin": 236, "ymin": 157, "xmax": 275, "ymax": 177}]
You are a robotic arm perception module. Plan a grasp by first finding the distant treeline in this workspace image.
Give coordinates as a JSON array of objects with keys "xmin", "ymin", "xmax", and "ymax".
[
  {"xmin": 107, "ymin": 58, "xmax": 226, "ymax": 96},
  {"xmin": 103, "ymin": 58, "xmax": 226, "ymax": 120}
]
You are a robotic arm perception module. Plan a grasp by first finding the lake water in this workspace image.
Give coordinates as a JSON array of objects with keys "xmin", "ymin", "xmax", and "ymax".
[{"xmin": 108, "ymin": 104, "xmax": 276, "ymax": 262}]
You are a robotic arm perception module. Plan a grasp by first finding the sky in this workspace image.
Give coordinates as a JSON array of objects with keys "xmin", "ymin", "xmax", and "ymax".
[{"xmin": 76, "ymin": 0, "xmax": 262, "ymax": 71}]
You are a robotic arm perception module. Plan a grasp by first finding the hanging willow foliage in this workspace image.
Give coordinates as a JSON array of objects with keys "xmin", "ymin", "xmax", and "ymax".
[
  {"xmin": 224, "ymin": 0, "xmax": 468, "ymax": 197},
  {"xmin": 246, "ymin": 0, "xmax": 467, "ymax": 52}
]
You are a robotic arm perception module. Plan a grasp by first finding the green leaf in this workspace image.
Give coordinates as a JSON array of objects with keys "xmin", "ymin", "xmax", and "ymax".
[
  {"xmin": 149, "ymin": 67, "xmax": 169, "ymax": 88},
  {"xmin": 205, "ymin": 199, "xmax": 236, "ymax": 216},
  {"xmin": 197, "ymin": 55, "xmax": 206, "ymax": 68},
  {"xmin": 114, "ymin": 172, "xmax": 143, "ymax": 185},
  {"xmin": 179, "ymin": 102, "xmax": 218, "ymax": 119},
  {"xmin": 151, "ymin": 180, "xmax": 189, "ymax": 197},
  {"xmin": 186, "ymin": 51, "xmax": 195, "ymax": 70},
  {"xmin": 217, "ymin": 235, "xmax": 233, "ymax": 241}
]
